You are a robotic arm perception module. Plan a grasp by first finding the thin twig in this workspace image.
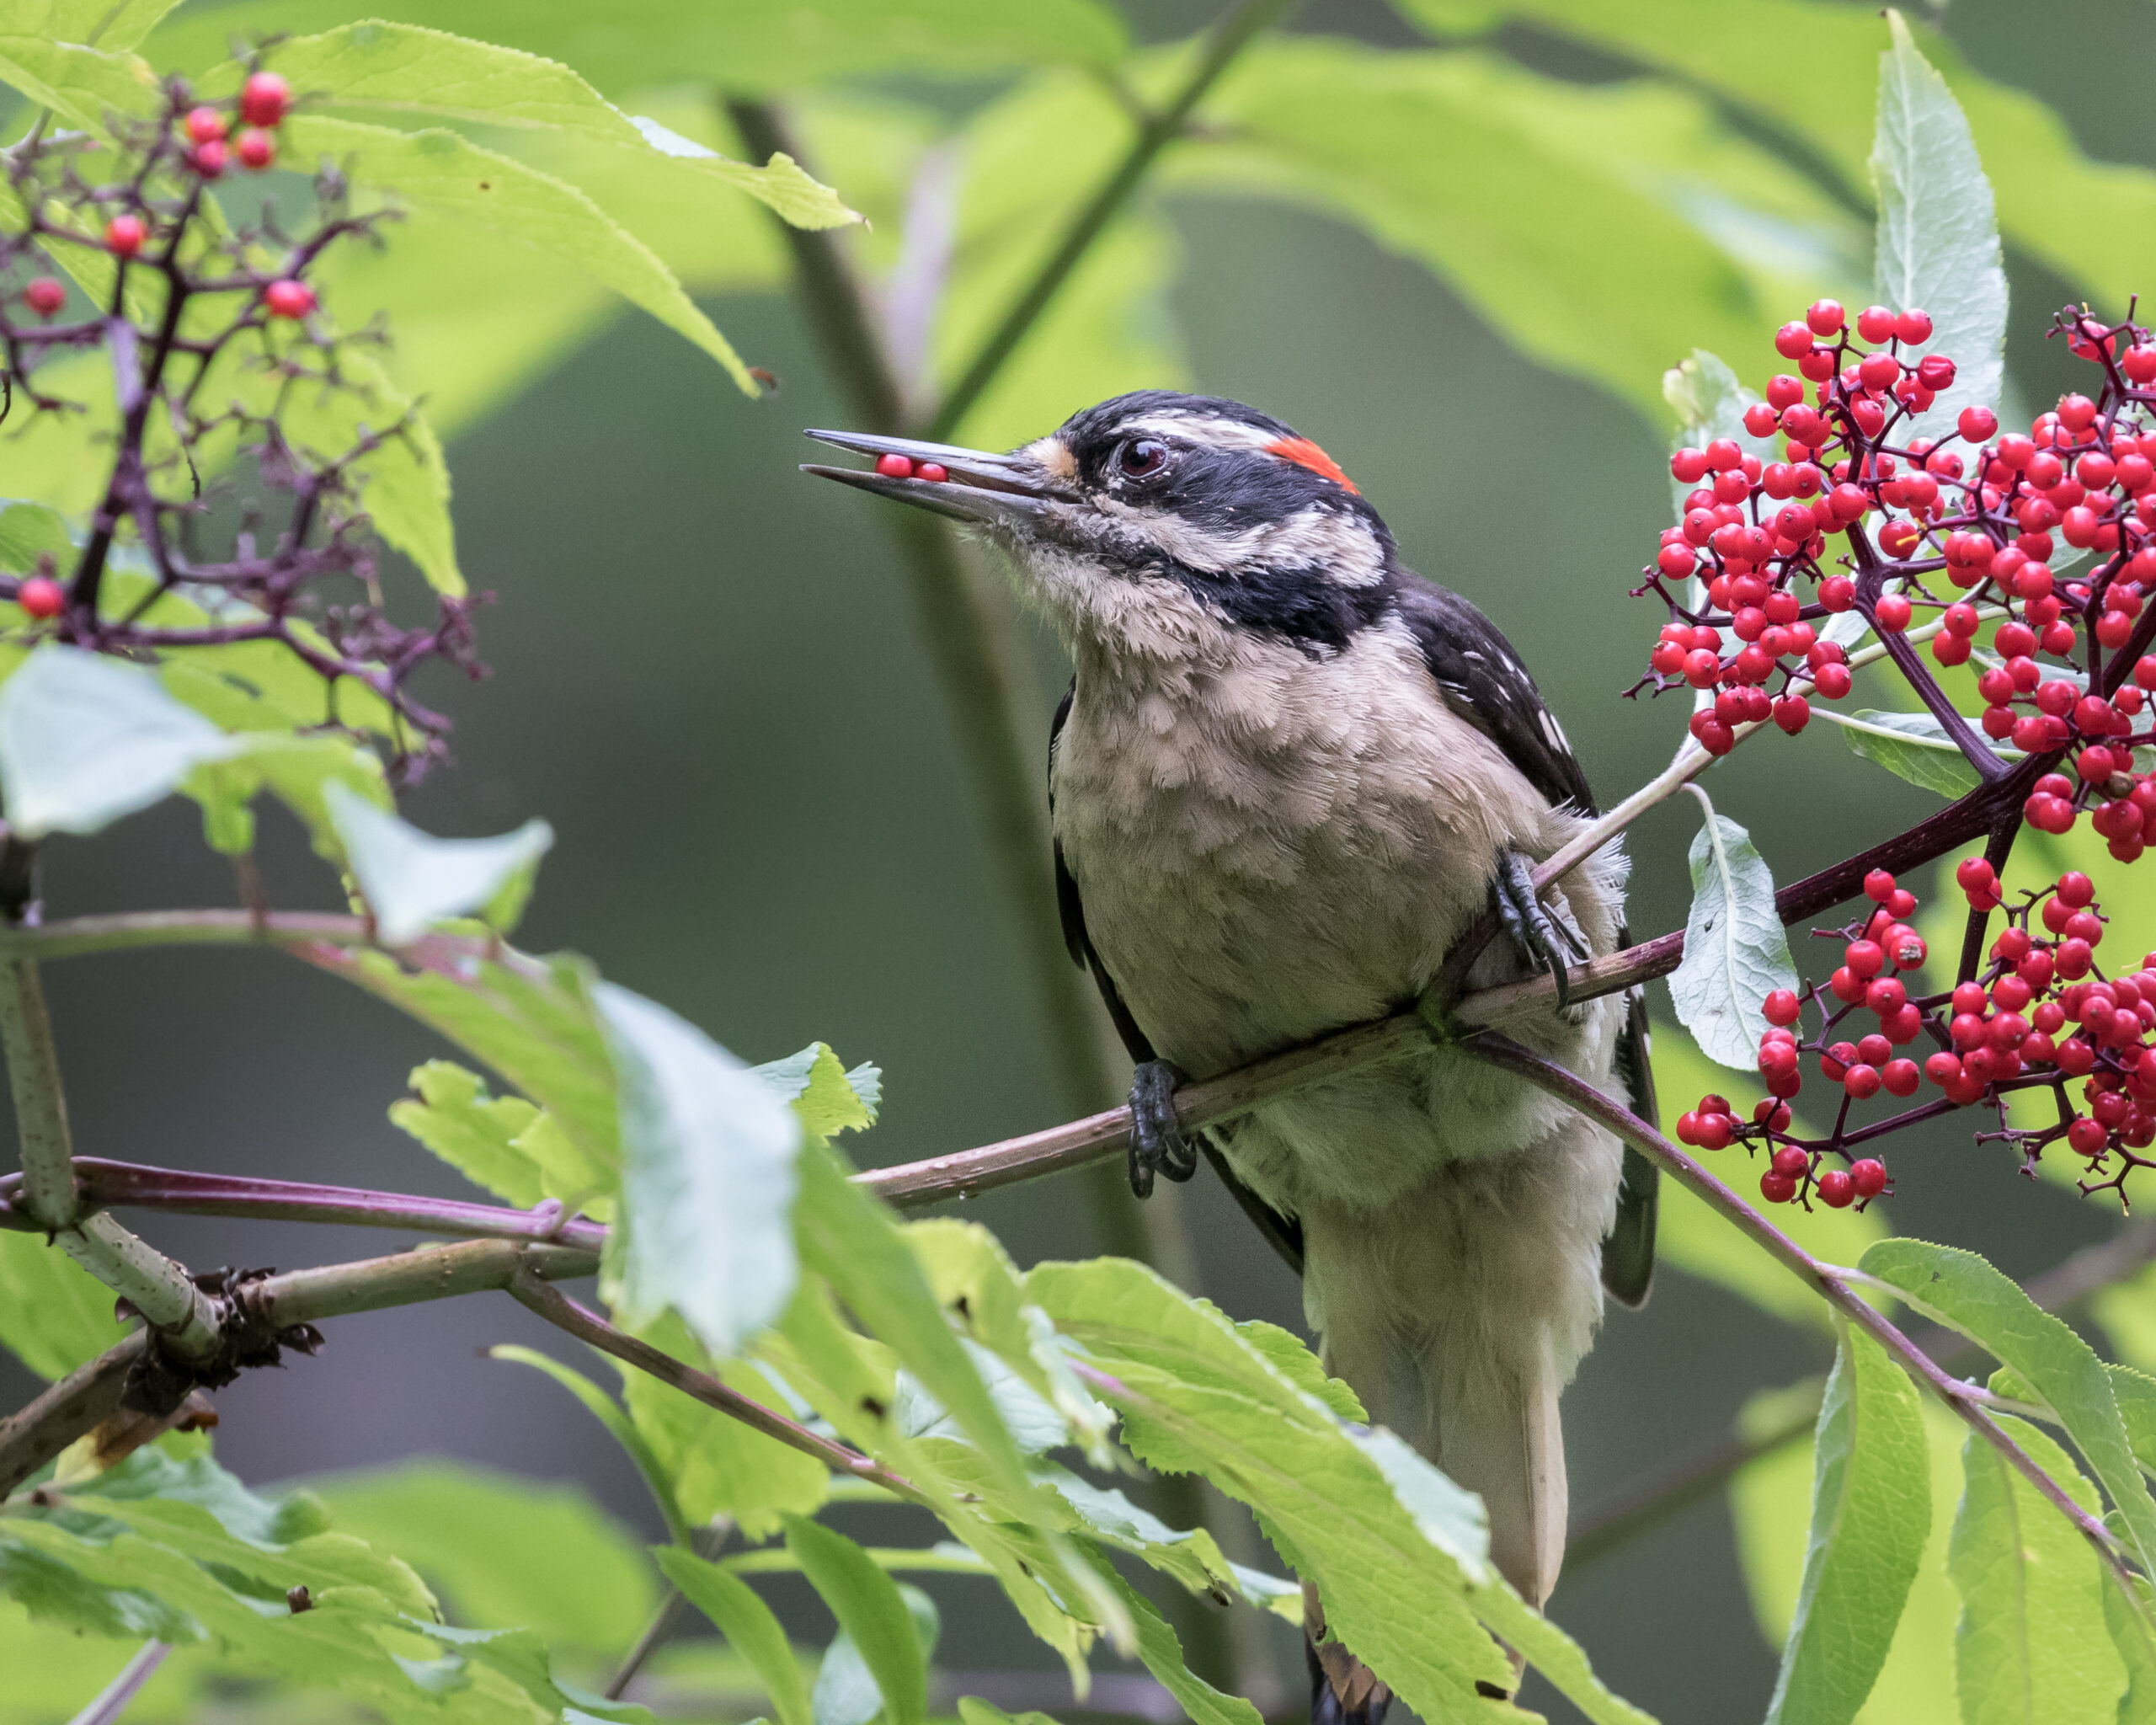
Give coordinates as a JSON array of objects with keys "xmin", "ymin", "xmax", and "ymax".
[
  {"xmin": 506, "ymin": 1273, "xmax": 921, "ymax": 1504},
  {"xmin": 605, "ymin": 1518, "xmax": 734, "ymax": 1701},
  {"xmin": 65, "ymin": 1641, "xmax": 170, "ymax": 1725},
  {"xmin": 1468, "ymin": 1031, "xmax": 2145, "ymax": 1600},
  {"xmin": 1569, "ymin": 1217, "xmax": 2156, "ymax": 1563}
]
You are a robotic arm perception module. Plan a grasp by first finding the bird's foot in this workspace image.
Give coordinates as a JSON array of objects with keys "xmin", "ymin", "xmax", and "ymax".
[
  {"xmin": 1492, "ymin": 850, "xmax": 1587, "ymax": 1014},
  {"xmin": 1127, "ymin": 1060, "xmax": 1196, "ymax": 1199}
]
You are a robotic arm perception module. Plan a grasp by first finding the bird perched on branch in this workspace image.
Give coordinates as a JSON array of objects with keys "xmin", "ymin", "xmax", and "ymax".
[{"xmin": 806, "ymin": 392, "xmax": 1655, "ymax": 1715}]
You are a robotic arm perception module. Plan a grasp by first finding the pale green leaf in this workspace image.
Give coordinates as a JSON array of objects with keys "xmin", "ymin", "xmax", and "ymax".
[
  {"xmin": 148, "ymin": 0, "xmax": 1127, "ymax": 96},
  {"xmin": 281, "ymin": 115, "xmax": 760, "ymax": 394},
  {"xmin": 1469, "ymin": 1571, "xmax": 1659, "ymax": 1725},
  {"xmin": 1870, "ymin": 11, "xmax": 2008, "ymax": 447},
  {"xmin": 618, "ymin": 1311, "xmax": 830, "ymax": 1542},
  {"xmin": 757, "ymin": 1044, "xmax": 878, "ymax": 1141},
  {"xmin": 595, "ymin": 981, "xmax": 803, "ymax": 1358},
  {"xmin": 1949, "ymin": 1413, "xmax": 2125, "ymax": 1725},
  {"xmin": 0, "ymin": 648, "xmax": 241, "ymax": 838},
  {"xmin": 1820, "ymin": 707, "xmax": 1999, "ymax": 800},
  {"xmin": 1669, "ymin": 788, "xmax": 1799, "ymax": 1070},
  {"xmin": 813, "ymin": 1586, "xmax": 939, "ymax": 1725},
  {"xmin": 785, "ymin": 1516, "xmax": 926, "ymax": 1725},
  {"xmin": 323, "ymin": 782, "xmax": 554, "ymax": 946},
  {"xmin": 0, "ymin": 1228, "xmax": 126, "ymax": 1380},
  {"xmin": 1764, "ymin": 1323, "xmax": 1930, "ymax": 1725},
  {"xmin": 0, "ymin": 12, "xmax": 157, "ymax": 131},
  {"xmin": 302, "ymin": 1459, "xmax": 659, "ymax": 1651},
  {"xmin": 1094, "ymin": 1564, "xmax": 1261, "ymax": 1725},
  {"xmin": 1861, "ymin": 1239, "xmax": 2156, "ymax": 1589},
  {"xmin": 658, "ymin": 1546, "xmax": 813, "ymax": 1725},
  {"xmin": 486, "ymin": 1343, "xmax": 687, "ymax": 1547},
  {"xmin": 0, "ymin": 504, "xmax": 70, "ymax": 575}
]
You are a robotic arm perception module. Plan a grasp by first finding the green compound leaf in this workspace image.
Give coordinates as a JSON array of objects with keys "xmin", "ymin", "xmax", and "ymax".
[
  {"xmin": 658, "ymin": 1546, "xmax": 813, "ymax": 1725},
  {"xmin": 0, "ymin": 13, "xmax": 157, "ymax": 132},
  {"xmin": 595, "ymin": 981, "xmax": 804, "ymax": 1359},
  {"xmin": 1870, "ymin": 10, "xmax": 2008, "ymax": 448},
  {"xmin": 1861, "ymin": 1238, "xmax": 2156, "ymax": 1588},
  {"xmin": 1948, "ymin": 1413, "xmax": 2126, "ymax": 1725},
  {"xmin": 323, "ymin": 783, "xmax": 554, "ymax": 945},
  {"xmin": 784, "ymin": 1516, "xmax": 927, "ymax": 1725},
  {"xmin": 1764, "ymin": 1322, "xmax": 1930, "ymax": 1725},
  {"xmin": 1668, "ymin": 787, "xmax": 1799, "ymax": 1071},
  {"xmin": 281, "ymin": 115, "xmax": 761, "ymax": 394}
]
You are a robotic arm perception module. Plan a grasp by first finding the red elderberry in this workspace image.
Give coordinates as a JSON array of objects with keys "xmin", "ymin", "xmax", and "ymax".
[
  {"xmin": 1771, "ymin": 1146, "xmax": 1810, "ymax": 1180},
  {"xmin": 262, "ymin": 279, "xmax": 315, "ymax": 319},
  {"xmin": 1876, "ymin": 593, "xmax": 1913, "ymax": 632},
  {"xmin": 875, "ymin": 452, "xmax": 914, "ymax": 479},
  {"xmin": 104, "ymin": 214, "xmax": 146, "ymax": 257},
  {"xmin": 190, "ymin": 138, "xmax": 227, "ymax": 179},
  {"xmin": 916, "ymin": 462, "xmax": 948, "ymax": 483},
  {"xmin": 1851, "ymin": 1159, "xmax": 1888, "ymax": 1198},
  {"xmin": 185, "ymin": 105, "xmax": 227, "ymax": 144},
  {"xmin": 239, "ymin": 72, "xmax": 291, "ymax": 130},
  {"xmin": 16, "ymin": 577, "xmax": 62, "ymax": 619},
  {"xmin": 1817, "ymin": 1167, "xmax": 1855, "ymax": 1208},
  {"xmin": 1763, "ymin": 989, "xmax": 1801, "ymax": 1026},
  {"xmin": 1760, "ymin": 1171, "xmax": 1797, "ymax": 1204},
  {"xmin": 22, "ymin": 276, "xmax": 63, "ymax": 318},
  {"xmin": 236, "ymin": 128, "xmax": 276, "ymax": 171}
]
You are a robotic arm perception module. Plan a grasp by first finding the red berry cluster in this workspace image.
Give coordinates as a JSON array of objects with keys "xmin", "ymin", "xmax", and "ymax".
[
  {"xmin": 1677, "ymin": 861, "xmax": 2156, "ymax": 1208},
  {"xmin": 1637, "ymin": 301, "xmax": 2156, "ymax": 798},
  {"xmin": 173, "ymin": 72, "xmax": 289, "ymax": 182}
]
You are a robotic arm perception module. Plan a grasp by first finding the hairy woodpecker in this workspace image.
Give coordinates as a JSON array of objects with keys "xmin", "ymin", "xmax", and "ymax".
[{"xmin": 807, "ymin": 392, "xmax": 1657, "ymax": 1711}]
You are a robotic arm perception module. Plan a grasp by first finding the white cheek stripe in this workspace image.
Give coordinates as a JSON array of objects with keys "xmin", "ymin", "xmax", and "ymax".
[{"xmin": 1094, "ymin": 499, "xmax": 1386, "ymax": 587}]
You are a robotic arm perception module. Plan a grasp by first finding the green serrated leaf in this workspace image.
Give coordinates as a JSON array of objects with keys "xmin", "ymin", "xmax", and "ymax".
[
  {"xmin": 1764, "ymin": 1322, "xmax": 1930, "ymax": 1725},
  {"xmin": 0, "ymin": 11, "xmax": 157, "ymax": 131},
  {"xmin": 785, "ymin": 1517, "xmax": 926, "ymax": 1725},
  {"xmin": 487, "ymin": 1343, "xmax": 687, "ymax": 1548},
  {"xmin": 323, "ymin": 783, "xmax": 554, "ymax": 945},
  {"xmin": 595, "ymin": 982, "xmax": 803, "ymax": 1359},
  {"xmin": 1669, "ymin": 788, "xmax": 1799, "ymax": 1071},
  {"xmin": 0, "ymin": 1228, "xmax": 126, "ymax": 1381},
  {"xmin": 1949, "ymin": 1413, "xmax": 2125, "ymax": 1724},
  {"xmin": 1860, "ymin": 1240, "xmax": 2156, "ymax": 1599},
  {"xmin": 280, "ymin": 115, "xmax": 760, "ymax": 395},
  {"xmin": 619, "ymin": 1311, "xmax": 829, "ymax": 1542},
  {"xmin": 306, "ymin": 1459, "xmax": 657, "ymax": 1652},
  {"xmin": 757, "ymin": 1044, "xmax": 878, "ymax": 1141},
  {"xmin": 659, "ymin": 1546, "xmax": 814, "ymax": 1725},
  {"xmin": 1093, "ymin": 1562, "xmax": 1260, "ymax": 1725}
]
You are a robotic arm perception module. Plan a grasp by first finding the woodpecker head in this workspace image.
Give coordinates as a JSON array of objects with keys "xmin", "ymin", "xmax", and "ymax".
[{"xmin": 804, "ymin": 391, "xmax": 1399, "ymax": 660}]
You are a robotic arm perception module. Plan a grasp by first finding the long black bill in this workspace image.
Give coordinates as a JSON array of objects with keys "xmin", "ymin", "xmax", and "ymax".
[{"xmin": 801, "ymin": 429, "xmax": 1070, "ymax": 531}]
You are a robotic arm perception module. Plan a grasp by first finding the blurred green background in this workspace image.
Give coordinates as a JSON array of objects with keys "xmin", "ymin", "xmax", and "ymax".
[{"xmin": 8, "ymin": 1, "xmax": 2156, "ymax": 1719}]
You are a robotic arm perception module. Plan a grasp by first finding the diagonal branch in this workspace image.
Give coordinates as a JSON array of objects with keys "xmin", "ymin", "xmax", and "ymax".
[{"xmin": 1467, "ymin": 1031, "xmax": 2144, "ymax": 1599}]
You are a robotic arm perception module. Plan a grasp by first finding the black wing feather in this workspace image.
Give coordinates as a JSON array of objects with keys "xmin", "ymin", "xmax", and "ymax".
[
  {"xmin": 1050, "ymin": 681, "xmax": 1305, "ymax": 1274},
  {"xmin": 1395, "ymin": 576, "xmax": 1657, "ymax": 1302}
]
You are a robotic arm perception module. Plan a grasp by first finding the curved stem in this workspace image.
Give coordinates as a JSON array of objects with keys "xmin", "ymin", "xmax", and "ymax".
[{"xmin": 1467, "ymin": 1031, "xmax": 2142, "ymax": 1596}]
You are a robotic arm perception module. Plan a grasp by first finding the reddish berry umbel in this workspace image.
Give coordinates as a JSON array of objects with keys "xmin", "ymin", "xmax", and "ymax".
[
  {"xmin": 1641, "ymin": 302, "xmax": 2156, "ymax": 840},
  {"xmin": 1681, "ymin": 862, "xmax": 2156, "ymax": 1209}
]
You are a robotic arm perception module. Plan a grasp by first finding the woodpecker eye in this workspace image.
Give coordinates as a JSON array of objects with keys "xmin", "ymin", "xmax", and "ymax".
[{"xmin": 1117, "ymin": 438, "xmax": 1169, "ymax": 480}]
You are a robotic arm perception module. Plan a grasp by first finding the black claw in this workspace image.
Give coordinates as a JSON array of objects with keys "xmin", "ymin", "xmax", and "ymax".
[
  {"xmin": 1492, "ymin": 851, "xmax": 1580, "ymax": 1011},
  {"xmin": 1128, "ymin": 1060, "xmax": 1195, "ymax": 1199}
]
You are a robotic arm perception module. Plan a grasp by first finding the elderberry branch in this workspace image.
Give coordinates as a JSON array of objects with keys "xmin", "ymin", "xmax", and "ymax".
[{"xmin": 1467, "ymin": 1030, "xmax": 2146, "ymax": 1600}]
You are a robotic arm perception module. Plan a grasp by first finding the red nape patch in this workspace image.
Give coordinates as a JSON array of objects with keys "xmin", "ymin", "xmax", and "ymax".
[{"xmin": 1266, "ymin": 436, "xmax": 1358, "ymax": 494}]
